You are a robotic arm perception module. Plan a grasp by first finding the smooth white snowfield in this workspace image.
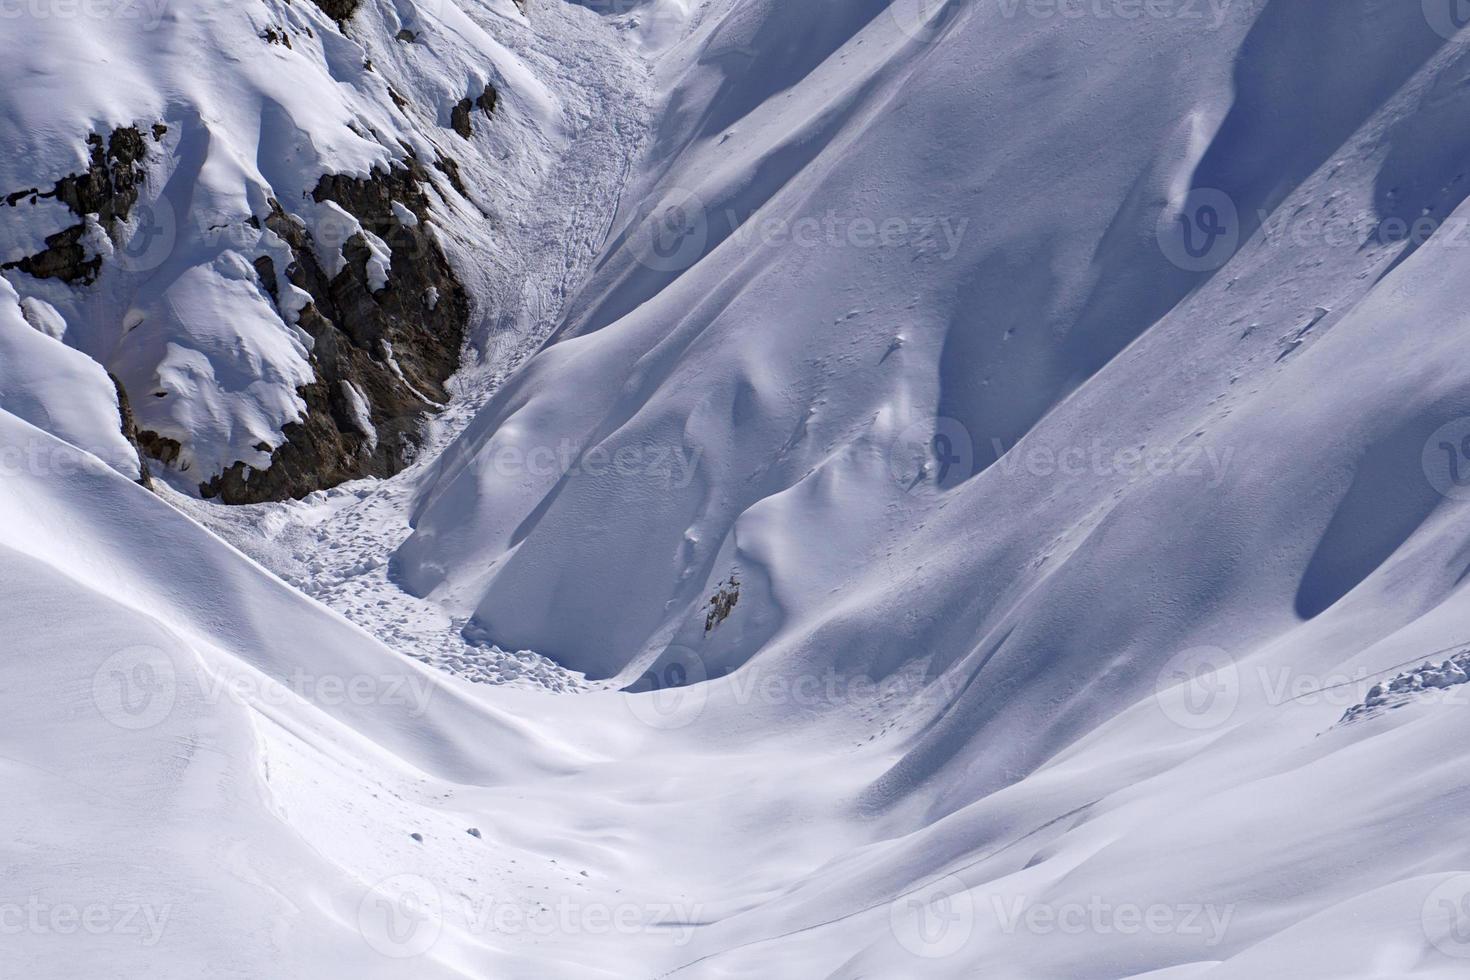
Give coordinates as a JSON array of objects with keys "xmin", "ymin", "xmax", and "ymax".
[{"xmin": 11, "ymin": 0, "xmax": 1470, "ymax": 978}]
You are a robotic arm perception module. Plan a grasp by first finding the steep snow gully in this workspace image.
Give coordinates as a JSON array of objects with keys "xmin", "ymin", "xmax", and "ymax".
[{"xmin": 12, "ymin": 0, "xmax": 1470, "ymax": 978}]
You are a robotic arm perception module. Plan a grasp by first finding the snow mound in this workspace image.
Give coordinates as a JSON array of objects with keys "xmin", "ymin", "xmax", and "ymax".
[{"xmin": 0, "ymin": 277, "xmax": 141, "ymax": 480}]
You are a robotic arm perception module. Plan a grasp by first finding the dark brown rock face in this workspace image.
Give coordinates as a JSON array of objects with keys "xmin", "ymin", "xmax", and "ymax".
[
  {"xmin": 197, "ymin": 162, "xmax": 470, "ymax": 504},
  {"xmin": 3, "ymin": 124, "xmax": 472, "ymax": 504},
  {"xmin": 451, "ymin": 100, "xmax": 475, "ymax": 139},
  {"xmin": 311, "ymin": 0, "xmax": 360, "ymax": 26},
  {"xmin": 108, "ymin": 373, "xmax": 154, "ymax": 489},
  {"xmin": 1, "ymin": 128, "xmax": 148, "ymax": 285},
  {"xmin": 477, "ymin": 85, "xmax": 499, "ymax": 117},
  {"xmin": 451, "ymin": 85, "xmax": 499, "ymax": 139}
]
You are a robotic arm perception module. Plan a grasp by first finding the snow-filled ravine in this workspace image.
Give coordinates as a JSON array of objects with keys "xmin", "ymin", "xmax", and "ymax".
[{"xmin": 10, "ymin": 1, "xmax": 1470, "ymax": 978}]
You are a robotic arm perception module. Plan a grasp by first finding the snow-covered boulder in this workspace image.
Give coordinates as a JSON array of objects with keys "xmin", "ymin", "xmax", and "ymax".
[{"xmin": 0, "ymin": 277, "xmax": 143, "ymax": 481}]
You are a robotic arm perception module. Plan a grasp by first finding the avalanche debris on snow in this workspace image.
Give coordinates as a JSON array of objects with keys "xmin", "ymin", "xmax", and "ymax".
[{"xmin": 1339, "ymin": 649, "xmax": 1470, "ymax": 725}]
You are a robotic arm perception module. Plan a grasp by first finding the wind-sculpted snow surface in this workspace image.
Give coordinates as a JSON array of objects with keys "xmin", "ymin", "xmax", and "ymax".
[
  {"xmin": 13, "ymin": 0, "xmax": 1470, "ymax": 977},
  {"xmin": 389, "ymin": 0, "xmax": 1470, "ymax": 975},
  {"xmin": 0, "ymin": 408, "xmax": 703, "ymax": 977}
]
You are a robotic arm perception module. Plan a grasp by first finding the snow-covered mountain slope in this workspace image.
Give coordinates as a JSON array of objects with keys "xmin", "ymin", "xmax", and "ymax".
[
  {"xmin": 0, "ymin": 0, "xmax": 647, "ymax": 501},
  {"xmin": 0, "ymin": 408, "xmax": 707, "ymax": 978},
  {"xmin": 388, "ymin": 0, "xmax": 1470, "ymax": 973},
  {"xmin": 11, "ymin": 0, "xmax": 1470, "ymax": 977}
]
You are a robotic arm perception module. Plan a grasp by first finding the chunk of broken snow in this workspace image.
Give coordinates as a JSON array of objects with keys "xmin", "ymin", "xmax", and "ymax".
[
  {"xmin": 361, "ymin": 228, "xmax": 393, "ymax": 293},
  {"xmin": 391, "ymin": 201, "xmax": 419, "ymax": 227},
  {"xmin": 19, "ymin": 297, "xmax": 66, "ymax": 341},
  {"xmin": 340, "ymin": 380, "xmax": 378, "ymax": 451}
]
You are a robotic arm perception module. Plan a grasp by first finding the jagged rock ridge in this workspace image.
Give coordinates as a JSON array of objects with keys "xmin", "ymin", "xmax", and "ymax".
[{"xmin": 201, "ymin": 163, "xmax": 472, "ymax": 503}]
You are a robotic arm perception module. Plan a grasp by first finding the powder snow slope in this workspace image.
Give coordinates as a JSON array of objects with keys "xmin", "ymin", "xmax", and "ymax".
[
  {"xmin": 12, "ymin": 0, "xmax": 1470, "ymax": 978},
  {"xmin": 390, "ymin": 0, "xmax": 1470, "ymax": 975}
]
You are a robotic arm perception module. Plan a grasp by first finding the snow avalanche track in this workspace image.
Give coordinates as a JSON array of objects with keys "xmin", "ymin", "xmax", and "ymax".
[{"xmin": 11, "ymin": 0, "xmax": 1470, "ymax": 977}]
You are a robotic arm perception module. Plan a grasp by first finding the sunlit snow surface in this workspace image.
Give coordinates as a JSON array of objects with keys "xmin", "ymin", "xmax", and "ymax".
[{"xmin": 9, "ymin": 0, "xmax": 1470, "ymax": 978}]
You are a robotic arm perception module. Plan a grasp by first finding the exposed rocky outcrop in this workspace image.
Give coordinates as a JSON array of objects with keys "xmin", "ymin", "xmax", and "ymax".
[
  {"xmin": 108, "ymin": 373, "xmax": 153, "ymax": 489},
  {"xmin": 451, "ymin": 85, "xmax": 499, "ymax": 139},
  {"xmin": 136, "ymin": 429, "xmax": 183, "ymax": 470},
  {"xmin": 1, "ymin": 127, "xmax": 149, "ymax": 285},
  {"xmin": 193, "ymin": 161, "xmax": 470, "ymax": 503},
  {"xmin": 310, "ymin": 0, "xmax": 360, "ymax": 27},
  {"xmin": 704, "ymin": 575, "xmax": 740, "ymax": 633},
  {"xmin": 2, "ymin": 120, "xmax": 474, "ymax": 504}
]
